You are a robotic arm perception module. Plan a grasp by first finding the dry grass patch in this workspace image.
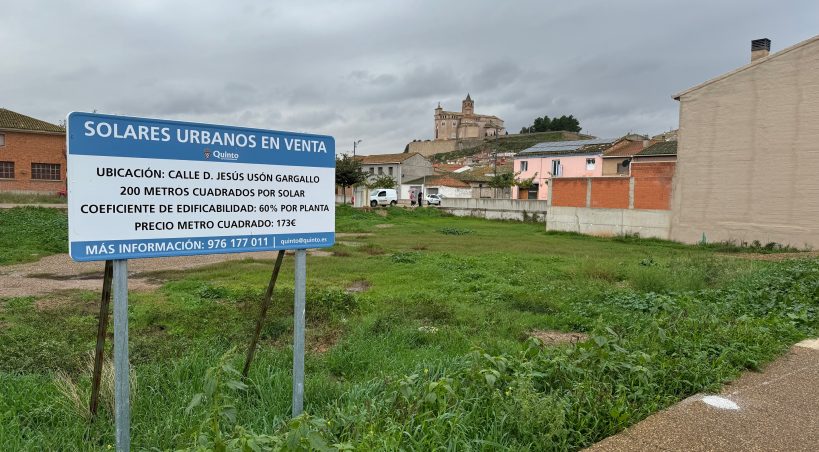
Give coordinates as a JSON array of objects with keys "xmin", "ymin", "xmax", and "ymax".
[
  {"xmin": 529, "ymin": 329, "xmax": 588, "ymax": 345},
  {"xmin": 345, "ymin": 280, "xmax": 370, "ymax": 293}
]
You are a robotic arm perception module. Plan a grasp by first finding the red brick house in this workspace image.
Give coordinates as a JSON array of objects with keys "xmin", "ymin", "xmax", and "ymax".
[{"xmin": 0, "ymin": 108, "xmax": 66, "ymax": 194}]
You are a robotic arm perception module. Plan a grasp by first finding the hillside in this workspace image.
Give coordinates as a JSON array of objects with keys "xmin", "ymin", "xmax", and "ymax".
[{"xmin": 430, "ymin": 131, "xmax": 594, "ymax": 163}]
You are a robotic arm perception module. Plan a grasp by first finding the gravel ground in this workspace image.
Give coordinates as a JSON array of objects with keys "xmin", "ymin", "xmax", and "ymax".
[{"xmin": 0, "ymin": 251, "xmax": 323, "ymax": 297}]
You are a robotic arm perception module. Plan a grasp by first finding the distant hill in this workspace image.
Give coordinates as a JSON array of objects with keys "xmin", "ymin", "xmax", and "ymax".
[{"xmin": 429, "ymin": 131, "xmax": 595, "ymax": 163}]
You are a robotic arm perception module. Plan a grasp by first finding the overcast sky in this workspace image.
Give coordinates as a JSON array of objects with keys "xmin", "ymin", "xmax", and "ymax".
[{"xmin": 2, "ymin": 0, "xmax": 816, "ymax": 155}]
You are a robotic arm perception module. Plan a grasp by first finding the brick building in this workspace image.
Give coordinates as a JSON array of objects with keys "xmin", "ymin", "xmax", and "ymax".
[{"xmin": 0, "ymin": 108, "xmax": 66, "ymax": 194}]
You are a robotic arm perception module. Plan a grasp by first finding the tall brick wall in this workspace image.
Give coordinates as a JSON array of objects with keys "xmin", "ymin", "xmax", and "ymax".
[
  {"xmin": 634, "ymin": 177, "xmax": 673, "ymax": 210},
  {"xmin": 0, "ymin": 131, "xmax": 66, "ymax": 193},
  {"xmin": 632, "ymin": 162, "xmax": 675, "ymax": 210},
  {"xmin": 590, "ymin": 178, "xmax": 630, "ymax": 209},
  {"xmin": 549, "ymin": 163, "xmax": 674, "ymax": 211},
  {"xmin": 631, "ymin": 161, "xmax": 675, "ymax": 178},
  {"xmin": 550, "ymin": 178, "xmax": 587, "ymax": 207}
]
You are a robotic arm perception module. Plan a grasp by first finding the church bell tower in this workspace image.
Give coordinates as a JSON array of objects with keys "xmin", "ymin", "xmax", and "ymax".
[{"xmin": 462, "ymin": 93, "xmax": 474, "ymax": 115}]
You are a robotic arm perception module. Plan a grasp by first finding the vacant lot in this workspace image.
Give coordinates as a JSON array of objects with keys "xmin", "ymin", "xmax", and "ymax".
[{"xmin": 0, "ymin": 206, "xmax": 817, "ymax": 450}]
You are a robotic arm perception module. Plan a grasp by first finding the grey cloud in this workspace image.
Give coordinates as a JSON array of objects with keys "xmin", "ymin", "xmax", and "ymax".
[{"xmin": 1, "ymin": 0, "xmax": 816, "ymax": 152}]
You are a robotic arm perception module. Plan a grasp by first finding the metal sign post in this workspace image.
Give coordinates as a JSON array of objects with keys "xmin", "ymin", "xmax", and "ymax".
[
  {"xmin": 292, "ymin": 249, "xmax": 306, "ymax": 416},
  {"xmin": 112, "ymin": 259, "xmax": 130, "ymax": 452},
  {"xmin": 90, "ymin": 260, "xmax": 113, "ymax": 417}
]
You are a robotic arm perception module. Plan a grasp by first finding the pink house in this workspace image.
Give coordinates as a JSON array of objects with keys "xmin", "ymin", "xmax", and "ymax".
[{"xmin": 512, "ymin": 138, "xmax": 617, "ymax": 200}]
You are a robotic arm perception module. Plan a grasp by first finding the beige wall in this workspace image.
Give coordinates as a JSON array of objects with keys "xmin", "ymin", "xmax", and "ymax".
[
  {"xmin": 602, "ymin": 158, "xmax": 625, "ymax": 176},
  {"xmin": 671, "ymin": 38, "xmax": 819, "ymax": 248}
]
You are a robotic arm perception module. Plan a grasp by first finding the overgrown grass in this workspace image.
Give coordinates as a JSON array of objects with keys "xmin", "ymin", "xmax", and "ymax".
[
  {"xmin": 0, "ymin": 192, "xmax": 67, "ymax": 204},
  {"xmin": 0, "ymin": 206, "xmax": 817, "ymax": 449},
  {"xmin": 0, "ymin": 207, "xmax": 68, "ymax": 264}
]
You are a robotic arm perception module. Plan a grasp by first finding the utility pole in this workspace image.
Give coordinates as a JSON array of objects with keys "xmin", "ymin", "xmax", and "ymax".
[
  {"xmin": 353, "ymin": 139, "xmax": 362, "ymax": 158},
  {"xmin": 352, "ymin": 140, "xmax": 362, "ymax": 205},
  {"xmin": 492, "ymin": 133, "xmax": 499, "ymax": 198}
]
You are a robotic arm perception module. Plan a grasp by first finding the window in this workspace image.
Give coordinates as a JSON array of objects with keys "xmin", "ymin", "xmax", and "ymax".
[
  {"xmin": 378, "ymin": 167, "xmax": 383, "ymax": 175},
  {"xmin": 519, "ymin": 160, "xmax": 528, "ymax": 172},
  {"xmin": 0, "ymin": 133, "xmax": 5, "ymax": 146},
  {"xmin": 441, "ymin": 121, "xmax": 445, "ymax": 126},
  {"xmin": 369, "ymin": 167, "xmax": 374, "ymax": 174},
  {"xmin": 388, "ymin": 166, "xmax": 393, "ymax": 176},
  {"xmin": 617, "ymin": 159, "xmax": 631, "ymax": 175},
  {"xmin": 0, "ymin": 161, "xmax": 13, "ymax": 179},
  {"xmin": 31, "ymin": 163, "xmax": 61, "ymax": 180},
  {"xmin": 551, "ymin": 160, "xmax": 562, "ymax": 177},
  {"xmin": 452, "ymin": 121, "xmax": 456, "ymax": 126},
  {"xmin": 586, "ymin": 158, "xmax": 596, "ymax": 170}
]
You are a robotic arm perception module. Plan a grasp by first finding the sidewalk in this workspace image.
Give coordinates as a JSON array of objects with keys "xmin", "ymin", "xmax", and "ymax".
[{"xmin": 586, "ymin": 339, "xmax": 819, "ymax": 451}]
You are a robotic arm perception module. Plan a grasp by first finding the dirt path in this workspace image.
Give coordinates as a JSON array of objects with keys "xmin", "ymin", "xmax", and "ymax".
[
  {"xmin": 0, "ymin": 203, "xmax": 67, "ymax": 209},
  {"xmin": 0, "ymin": 251, "xmax": 321, "ymax": 297},
  {"xmin": 586, "ymin": 339, "xmax": 819, "ymax": 451}
]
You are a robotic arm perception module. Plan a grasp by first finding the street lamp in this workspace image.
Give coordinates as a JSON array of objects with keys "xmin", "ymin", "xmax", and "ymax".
[{"xmin": 353, "ymin": 139, "xmax": 362, "ymax": 157}]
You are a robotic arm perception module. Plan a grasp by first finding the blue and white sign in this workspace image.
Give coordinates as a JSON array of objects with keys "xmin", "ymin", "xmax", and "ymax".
[{"xmin": 67, "ymin": 112, "xmax": 335, "ymax": 261}]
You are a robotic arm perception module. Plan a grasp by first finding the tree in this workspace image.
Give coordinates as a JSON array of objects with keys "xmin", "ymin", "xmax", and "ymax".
[
  {"xmin": 515, "ymin": 172, "xmax": 538, "ymax": 190},
  {"xmin": 335, "ymin": 155, "xmax": 366, "ymax": 204},
  {"xmin": 366, "ymin": 174, "xmax": 396, "ymax": 190},
  {"xmin": 520, "ymin": 114, "xmax": 582, "ymax": 133},
  {"xmin": 488, "ymin": 172, "xmax": 515, "ymax": 198}
]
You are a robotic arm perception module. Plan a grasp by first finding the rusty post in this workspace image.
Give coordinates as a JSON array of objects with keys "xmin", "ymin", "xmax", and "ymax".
[
  {"xmin": 243, "ymin": 250, "xmax": 286, "ymax": 377},
  {"xmin": 90, "ymin": 259, "xmax": 113, "ymax": 417}
]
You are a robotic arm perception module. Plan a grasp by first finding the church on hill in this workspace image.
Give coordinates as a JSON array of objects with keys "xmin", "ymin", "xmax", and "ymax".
[{"xmin": 434, "ymin": 94, "xmax": 505, "ymax": 140}]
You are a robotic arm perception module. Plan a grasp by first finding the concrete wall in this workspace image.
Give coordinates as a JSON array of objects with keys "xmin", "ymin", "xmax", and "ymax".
[
  {"xmin": 672, "ymin": 36, "xmax": 819, "ymax": 248},
  {"xmin": 439, "ymin": 198, "xmax": 548, "ymax": 222},
  {"xmin": 407, "ymin": 140, "xmax": 458, "ymax": 157},
  {"xmin": 547, "ymin": 206, "xmax": 672, "ymax": 239}
]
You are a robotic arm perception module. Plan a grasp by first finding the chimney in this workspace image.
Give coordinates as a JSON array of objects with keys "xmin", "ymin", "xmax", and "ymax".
[
  {"xmin": 751, "ymin": 38, "xmax": 771, "ymax": 62},
  {"xmin": 642, "ymin": 139, "xmax": 651, "ymax": 149}
]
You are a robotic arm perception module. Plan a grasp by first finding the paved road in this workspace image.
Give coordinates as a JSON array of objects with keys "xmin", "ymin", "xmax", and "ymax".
[{"xmin": 586, "ymin": 339, "xmax": 819, "ymax": 451}]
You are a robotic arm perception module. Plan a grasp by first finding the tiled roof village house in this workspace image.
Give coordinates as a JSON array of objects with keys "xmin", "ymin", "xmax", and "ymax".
[
  {"xmin": 511, "ymin": 138, "xmax": 618, "ymax": 200},
  {"xmin": 356, "ymin": 152, "xmax": 434, "ymax": 199},
  {"xmin": 0, "ymin": 108, "xmax": 66, "ymax": 194}
]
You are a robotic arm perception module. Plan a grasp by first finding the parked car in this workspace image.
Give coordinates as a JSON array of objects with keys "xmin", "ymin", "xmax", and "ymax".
[
  {"xmin": 426, "ymin": 194, "xmax": 444, "ymax": 206},
  {"xmin": 369, "ymin": 188, "xmax": 398, "ymax": 207}
]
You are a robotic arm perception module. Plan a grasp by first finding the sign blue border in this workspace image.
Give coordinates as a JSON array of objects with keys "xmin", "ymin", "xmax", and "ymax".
[
  {"xmin": 67, "ymin": 112, "xmax": 335, "ymax": 168},
  {"xmin": 69, "ymin": 232, "xmax": 335, "ymax": 261}
]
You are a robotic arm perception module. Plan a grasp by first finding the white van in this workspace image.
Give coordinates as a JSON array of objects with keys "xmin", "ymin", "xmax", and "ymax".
[{"xmin": 369, "ymin": 188, "xmax": 398, "ymax": 207}]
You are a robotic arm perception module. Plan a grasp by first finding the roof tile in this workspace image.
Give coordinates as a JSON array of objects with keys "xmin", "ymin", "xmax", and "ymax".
[
  {"xmin": 0, "ymin": 108, "xmax": 65, "ymax": 133},
  {"xmin": 635, "ymin": 141, "xmax": 677, "ymax": 156},
  {"xmin": 357, "ymin": 152, "xmax": 421, "ymax": 164}
]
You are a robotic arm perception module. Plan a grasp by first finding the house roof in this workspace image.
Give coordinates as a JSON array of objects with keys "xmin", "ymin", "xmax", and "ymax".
[
  {"xmin": 454, "ymin": 163, "xmax": 513, "ymax": 182},
  {"xmin": 404, "ymin": 175, "xmax": 471, "ymax": 188},
  {"xmin": 357, "ymin": 152, "xmax": 421, "ymax": 164},
  {"xmin": 0, "ymin": 108, "xmax": 65, "ymax": 134},
  {"xmin": 635, "ymin": 140, "xmax": 677, "ymax": 156},
  {"xmin": 673, "ymin": 34, "xmax": 819, "ymax": 100},
  {"xmin": 517, "ymin": 137, "xmax": 618, "ymax": 157},
  {"xmin": 603, "ymin": 139, "xmax": 652, "ymax": 158}
]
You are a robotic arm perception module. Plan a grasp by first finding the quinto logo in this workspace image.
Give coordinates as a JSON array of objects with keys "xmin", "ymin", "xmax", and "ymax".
[{"xmin": 203, "ymin": 148, "xmax": 239, "ymax": 161}]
